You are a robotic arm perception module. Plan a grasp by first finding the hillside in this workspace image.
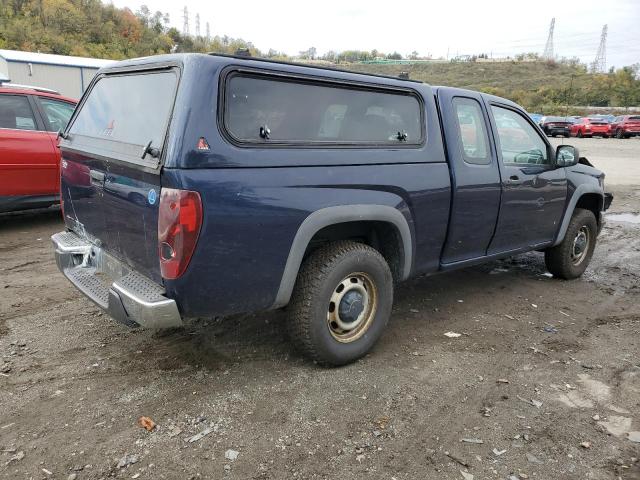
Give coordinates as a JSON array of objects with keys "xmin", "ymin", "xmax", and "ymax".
[
  {"xmin": 350, "ymin": 60, "xmax": 580, "ymax": 92},
  {"xmin": 348, "ymin": 61, "xmax": 639, "ymax": 114},
  {"xmin": 0, "ymin": 0, "xmax": 258, "ymax": 60}
]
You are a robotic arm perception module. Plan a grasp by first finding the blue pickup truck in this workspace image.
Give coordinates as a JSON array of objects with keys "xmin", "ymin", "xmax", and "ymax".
[{"xmin": 52, "ymin": 53, "xmax": 612, "ymax": 366}]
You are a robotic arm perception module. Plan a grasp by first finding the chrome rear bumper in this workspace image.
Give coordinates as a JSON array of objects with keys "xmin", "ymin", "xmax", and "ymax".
[{"xmin": 51, "ymin": 231, "xmax": 182, "ymax": 329}]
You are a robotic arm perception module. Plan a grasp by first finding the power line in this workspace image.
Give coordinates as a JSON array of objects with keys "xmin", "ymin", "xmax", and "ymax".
[
  {"xmin": 542, "ymin": 18, "xmax": 555, "ymax": 59},
  {"xmin": 590, "ymin": 24, "xmax": 608, "ymax": 73},
  {"xmin": 182, "ymin": 6, "xmax": 189, "ymax": 36}
]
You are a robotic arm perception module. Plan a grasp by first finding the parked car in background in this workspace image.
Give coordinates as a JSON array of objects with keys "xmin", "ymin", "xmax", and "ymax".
[
  {"xmin": 0, "ymin": 84, "xmax": 77, "ymax": 212},
  {"xmin": 570, "ymin": 117, "xmax": 611, "ymax": 138},
  {"xmin": 52, "ymin": 53, "xmax": 612, "ymax": 366},
  {"xmin": 610, "ymin": 115, "xmax": 640, "ymax": 138},
  {"xmin": 590, "ymin": 114, "xmax": 615, "ymax": 124},
  {"xmin": 528, "ymin": 112, "xmax": 543, "ymax": 124},
  {"xmin": 538, "ymin": 116, "xmax": 571, "ymax": 137}
]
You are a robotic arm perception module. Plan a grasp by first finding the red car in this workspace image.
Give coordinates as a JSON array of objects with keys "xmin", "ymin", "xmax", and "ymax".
[
  {"xmin": 0, "ymin": 84, "xmax": 77, "ymax": 213},
  {"xmin": 569, "ymin": 117, "xmax": 611, "ymax": 138},
  {"xmin": 610, "ymin": 115, "xmax": 640, "ymax": 138}
]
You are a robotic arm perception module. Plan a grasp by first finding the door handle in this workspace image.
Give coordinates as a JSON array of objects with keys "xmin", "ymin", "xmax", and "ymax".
[
  {"xmin": 89, "ymin": 170, "xmax": 105, "ymax": 187},
  {"xmin": 506, "ymin": 175, "xmax": 523, "ymax": 185}
]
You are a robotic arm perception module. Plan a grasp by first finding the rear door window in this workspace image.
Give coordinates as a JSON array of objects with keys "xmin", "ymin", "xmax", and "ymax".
[
  {"xmin": 223, "ymin": 73, "xmax": 423, "ymax": 146},
  {"xmin": 38, "ymin": 98, "xmax": 75, "ymax": 132},
  {"xmin": 67, "ymin": 70, "xmax": 178, "ymax": 161},
  {"xmin": 452, "ymin": 97, "xmax": 490, "ymax": 165},
  {"xmin": 0, "ymin": 95, "xmax": 37, "ymax": 130}
]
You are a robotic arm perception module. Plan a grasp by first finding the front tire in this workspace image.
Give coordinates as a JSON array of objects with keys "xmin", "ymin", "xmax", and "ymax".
[
  {"xmin": 545, "ymin": 209, "xmax": 597, "ymax": 279},
  {"xmin": 287, "ymin": 240, "xmax": 393, "ymax": 366},
  {"xmin": 577, "ymin": 130, "xmax": 583, "ymax": 138}
]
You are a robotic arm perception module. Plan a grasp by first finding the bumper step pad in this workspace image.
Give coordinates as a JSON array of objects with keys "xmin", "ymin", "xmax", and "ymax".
[{"xmin": 52, "ymin": 231, "xmax": 182, "ymax": 328}]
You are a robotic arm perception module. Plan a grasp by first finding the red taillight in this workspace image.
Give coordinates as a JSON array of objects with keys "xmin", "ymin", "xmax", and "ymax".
[{"xmin": 158, "ymin": 188, "xmax": 203, "ymax": 280}]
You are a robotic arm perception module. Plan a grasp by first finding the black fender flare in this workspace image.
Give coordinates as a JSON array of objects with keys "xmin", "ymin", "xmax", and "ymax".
[
  {"xmin": 272, "ymin": 205, "xmax": 413, "ymax": 309},
  {"xmin": 553, "ymin": 184, "xmax": 604, "ymax": 246}
]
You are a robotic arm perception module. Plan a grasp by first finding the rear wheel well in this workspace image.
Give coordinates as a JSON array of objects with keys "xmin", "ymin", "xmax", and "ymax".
[{"xmin": 303, "ymin": 221, "xmax": 404, "ymax": 282}]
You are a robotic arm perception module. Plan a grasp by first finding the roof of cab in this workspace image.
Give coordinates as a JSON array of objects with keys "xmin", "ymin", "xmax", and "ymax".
[{"xmin": 432, "ymin": 85, "xmax": 523, "ymax": 112}]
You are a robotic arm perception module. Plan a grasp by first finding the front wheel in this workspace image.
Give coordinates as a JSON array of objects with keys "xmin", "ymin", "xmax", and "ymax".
[
  {"xmin": 577, "ymin": 130, "xmax": 583, "ymax": 138},
  {"xmin": 616, "ymin": 129, "xmax": 624, "ymax": 139},
  {"xmin": 545, "ymin": 209, "xmax": 597, "ymax": 279},
  {"xmin": 287, "ymin": 240, "xmax": 393, "ymax": 366}
]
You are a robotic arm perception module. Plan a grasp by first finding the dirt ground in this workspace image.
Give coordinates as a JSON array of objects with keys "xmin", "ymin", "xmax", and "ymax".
[{"xmin": 1, "ymin": 138, "xmax": 639, "ymax": 480}]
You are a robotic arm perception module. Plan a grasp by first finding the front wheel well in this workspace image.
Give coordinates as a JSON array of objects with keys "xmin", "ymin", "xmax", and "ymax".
[
  {"xmin": 575, "ymin": 193, "xmax": 603, "ymax": 227},
  {"xmin": 303, "ymin": 221, "xmax": 405, "ymax": 282}
]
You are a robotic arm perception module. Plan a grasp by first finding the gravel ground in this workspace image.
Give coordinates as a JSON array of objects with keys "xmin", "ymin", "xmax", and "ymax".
[{"xmin": 1, "ymin": 138, "xmax": 639, "ymax": 480}]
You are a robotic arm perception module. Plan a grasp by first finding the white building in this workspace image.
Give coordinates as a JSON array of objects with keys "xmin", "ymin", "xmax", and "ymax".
[{"xmin": 0, "ymin": 49, "xmax": 112, "ymax": 99}]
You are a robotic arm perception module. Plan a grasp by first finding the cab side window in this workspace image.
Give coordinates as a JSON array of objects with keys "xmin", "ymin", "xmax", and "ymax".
[
  {"xmin": 0, "ymin": 94, "xmax": 37, "ymax": 131},
  {"xmin": 452, "ymin": 97, "xmax": 490, "ymax": 165},
  {"xmin": 491, "ymin": 106, "xmax": 549, "ymax": 166}
]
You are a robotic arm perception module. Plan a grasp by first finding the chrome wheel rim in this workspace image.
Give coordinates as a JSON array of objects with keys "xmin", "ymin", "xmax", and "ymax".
[
  {"xmin": 327, "ymin": 272, "xmax": 377, "ymax": 343},
  {"xmin": 571, "ymin": 226, "xmax": 590, "ymax": 265}
]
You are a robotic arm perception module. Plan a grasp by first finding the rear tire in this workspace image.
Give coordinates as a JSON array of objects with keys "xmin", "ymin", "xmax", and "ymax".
[
  {"xmin": 545, "ymin": 209, "xmax": 597, "ymax": 280},
  {"xmin": 577, "ymin": 130, "xmax": 583, "ymax": 138},
  {"xmin": 287, "ymin": 240, "xmax": 393, "ymax": 366},
  {"xmin": 616, "ymin": 129, "xmax": 624, "ymax": 139}
]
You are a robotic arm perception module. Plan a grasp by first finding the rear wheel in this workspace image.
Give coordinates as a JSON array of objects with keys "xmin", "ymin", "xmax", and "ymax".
[
  {"xmin": 287, "ymin": 240, "xmax": 393, "ymax": 366},
  {"xmin": 564, "ymin": 133, "xmax": 570, "ymax": 138},
  {"xmin": 545, "ymin": 209, "xmax": 597, "ymax": 279},
  {"xmin": 577, "ymin": 130, "xmax": 583, "ymax": 138},
  {"xmin": 616, "ymin": 129, "xmax": 624, "ymax": 139}
]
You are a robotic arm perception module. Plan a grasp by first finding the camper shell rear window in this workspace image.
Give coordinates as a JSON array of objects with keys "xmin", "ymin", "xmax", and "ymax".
[
  {"xmin": 221, "ymin": 71, "xmax": 424, "ymax": 147},
  {"xmin": 66, "ymin": 69, "xmax": 178, "ymax": 166}
]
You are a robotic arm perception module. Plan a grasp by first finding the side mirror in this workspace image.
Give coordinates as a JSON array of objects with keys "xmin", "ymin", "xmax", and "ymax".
[{"xmin": 556, "ymin": 145, "xmax": 579, "ymax": 167}]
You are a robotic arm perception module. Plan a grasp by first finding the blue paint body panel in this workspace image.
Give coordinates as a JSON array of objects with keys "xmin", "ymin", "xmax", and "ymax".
[{"xmin": 58, "ymin": 53, "xmax": 607, "ymax": 319}]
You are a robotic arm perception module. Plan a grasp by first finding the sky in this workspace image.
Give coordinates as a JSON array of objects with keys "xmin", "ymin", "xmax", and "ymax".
[{"xmin": 110, "ymin": 0, "xmax": 640, "ymax": 68}]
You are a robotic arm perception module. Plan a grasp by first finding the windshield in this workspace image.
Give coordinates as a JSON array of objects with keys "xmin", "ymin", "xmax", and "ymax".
[{"xmin": 69, "ymin": 70, "xmax": 177, "ymax": 149}]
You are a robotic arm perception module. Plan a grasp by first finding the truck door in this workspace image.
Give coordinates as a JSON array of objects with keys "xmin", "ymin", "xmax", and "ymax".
[
  {"xmin": 0, "ymin": 93, "xmax": 59, "ymax": 197},
  {"xmin": 437, "ymin": 88, "xmax": 502, "ymax": 264},
  {"xmin": 485, "ymin": 103, "xmax": 567, "ymax": 253}
]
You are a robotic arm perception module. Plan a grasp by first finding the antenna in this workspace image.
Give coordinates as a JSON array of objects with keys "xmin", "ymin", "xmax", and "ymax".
[
  {"xmin": 590, "ymin": 24, "xmax": 608, "ymax": 73},
  {"xmin": 182, "ymin": 6, "xmax": 189, "ymax": 36},
  {"xmin": 195, "ymin": 13, "xmax": 200, "ymax": 37},
  {"xmin": 542, "ymin": 18, "xmax": 555, "ymax": 60},
  {"xmin": 206, "ymin": 22, "xmax": 211, "ymax": 42}
]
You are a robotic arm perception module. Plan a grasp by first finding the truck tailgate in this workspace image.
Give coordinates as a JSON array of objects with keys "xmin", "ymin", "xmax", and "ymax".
[{"xmin": 59, "ymin": 68, "xmax": 179, "ymax": 283}]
